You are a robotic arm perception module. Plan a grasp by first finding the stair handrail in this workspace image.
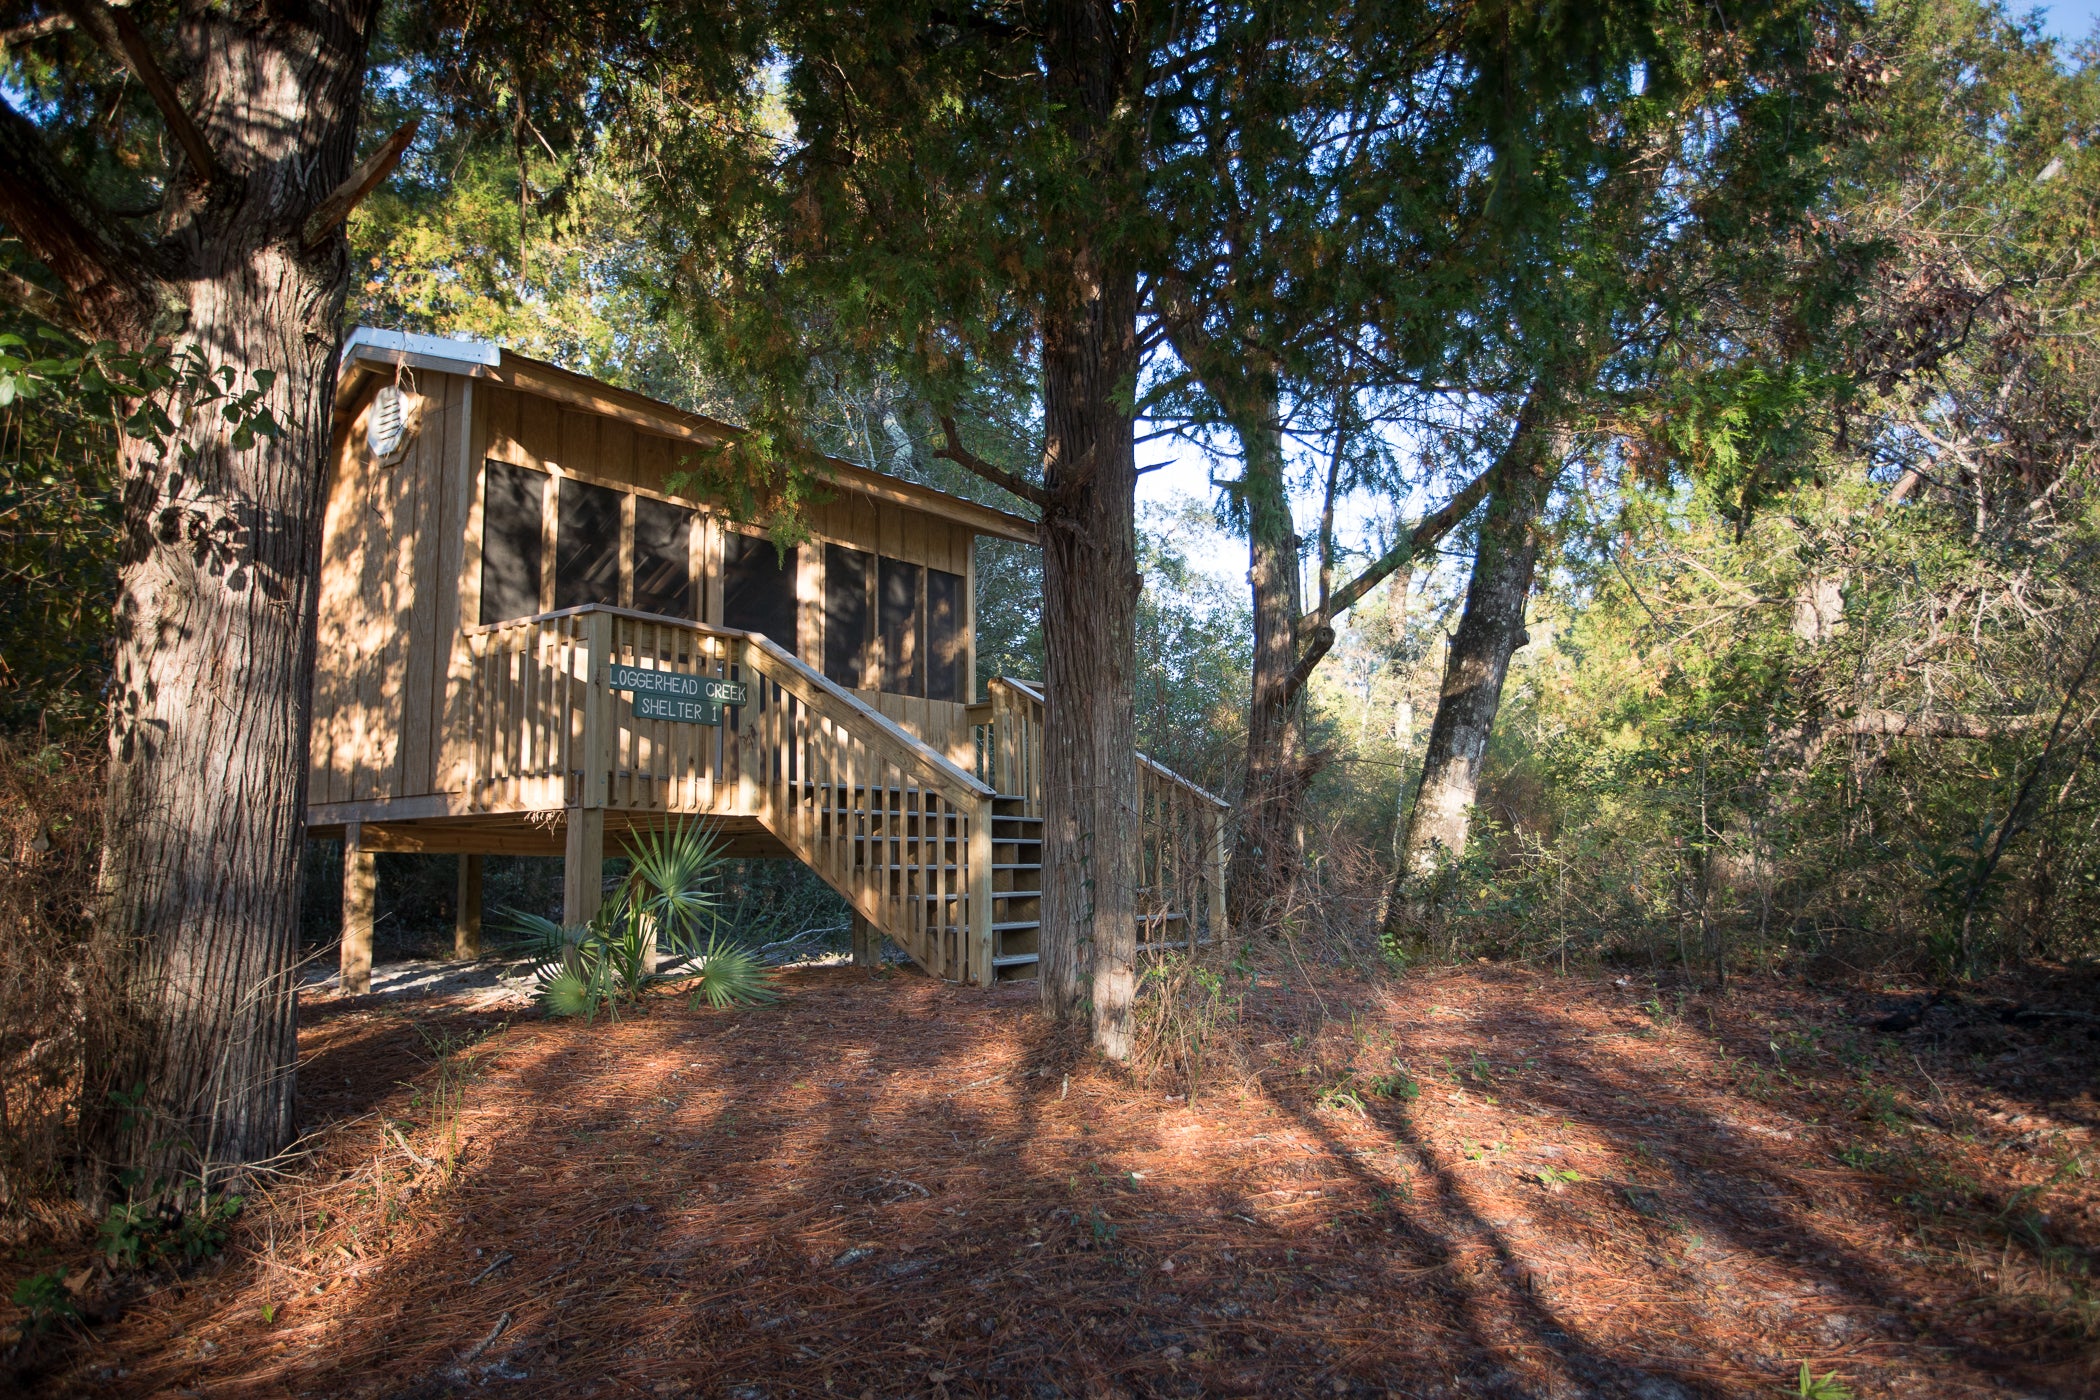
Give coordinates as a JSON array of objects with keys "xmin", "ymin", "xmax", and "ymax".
[
  {"xmin": 733, "ymin": 626, "xmax": 996, "ymax": 802},
  {"xmin": 1138, "ymin": 753, "xmax": 1230, "ymax": 813}
]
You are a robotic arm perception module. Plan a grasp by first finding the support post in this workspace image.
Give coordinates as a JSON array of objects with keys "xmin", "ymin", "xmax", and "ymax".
[
  {"xmin": 968, "ymin": 799, "xmax": 994, "ymax": 986},
  {"xmin": 454, "ymin": 853, "xmax": 482, "ymax": 960},
  {"xmin": 563, "ymin": 806, "xmax": 606, "ymax": 928},
  {"xmin": 564, "ymin": 609, "xmax": 612, "ymax": 932},
  {"xmin": 341, "ymin": 821, "xmax": 375, "ymax": 996},
  {"xmin": 1208, "ymin": 810, "xmax": 1230, "ymax": 952},
  {"xmin": 851, "ymin": 909, "xmax": 881, "ymax": 968}
]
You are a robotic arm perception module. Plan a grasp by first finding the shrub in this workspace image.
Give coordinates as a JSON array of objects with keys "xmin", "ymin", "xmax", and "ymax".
[{"xmin": 506, "ymin": 820, "xmax": 776, "ymax": 1021}]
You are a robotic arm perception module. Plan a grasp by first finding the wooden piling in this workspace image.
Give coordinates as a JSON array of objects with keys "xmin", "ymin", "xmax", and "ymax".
[
  {"xmin": 341, "ymin": 821, "xmax": 375, "ymax": 996},
  {"xmin": 455, "ymin": 853, "xmax": 483, "ymax": 960}
]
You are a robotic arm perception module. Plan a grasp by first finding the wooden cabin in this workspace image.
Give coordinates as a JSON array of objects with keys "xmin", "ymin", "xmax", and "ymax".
[{"xmin": 309, "ymin": 327, "xmax": 1225, "ymax": 992}]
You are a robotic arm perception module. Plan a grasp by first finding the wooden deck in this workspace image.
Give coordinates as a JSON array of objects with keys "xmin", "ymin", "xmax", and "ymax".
[{"xmin": 312, "ymin": 605, "xmax": 1227, "ymax": 987}]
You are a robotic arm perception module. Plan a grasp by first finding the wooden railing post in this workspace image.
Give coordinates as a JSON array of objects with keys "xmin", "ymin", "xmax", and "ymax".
[
  {"xmin": 969, "ymin": 796, "xmax": 994, "ymax": 986},
  {"xmin": 581, "ymin": 611, "xmax": 612, "ymax": 810},
  {"xmin": 734, "ymin": 637, "xmax": 758, "ymax": 819},
  {"xmin": 564, "ymin": 611, "xmax": 613, "ymax": 939}
]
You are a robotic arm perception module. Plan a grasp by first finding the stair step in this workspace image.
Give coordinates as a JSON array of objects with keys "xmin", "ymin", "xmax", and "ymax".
[
  {"xmin": 992, "ymin": 953, "xmax": 1040, "ymax": 968},
  {"xmin": 993, "ymin": 890, "xmax": 1041, "ymax": 901},
  {"xmin": 991, "ymin": 920, "xmax": 1040, "ymax": 932},
  {"xmin": 991, "ymin": 863, "xmax": 1041, "ymax": 872}
]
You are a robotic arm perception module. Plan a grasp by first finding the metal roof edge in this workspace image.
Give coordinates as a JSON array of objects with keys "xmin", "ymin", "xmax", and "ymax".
[{"xmin": 341, "ymin": 326, "xmax": 502, "ymax": 376}]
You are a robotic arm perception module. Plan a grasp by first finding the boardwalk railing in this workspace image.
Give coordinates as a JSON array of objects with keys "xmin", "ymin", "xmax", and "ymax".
[
  {"xmin": 462, "ymin": 605, "xmax": 997, "ymax": 983},
  {"xmin": 970, "ymin": 676, "xmax": 1230, "ymax": 952}
]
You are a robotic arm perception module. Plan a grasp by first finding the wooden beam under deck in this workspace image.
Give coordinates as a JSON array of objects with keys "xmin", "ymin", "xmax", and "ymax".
[{"xmin": 305, "ymin": 810, "xmax": 794, "ymax": 860}]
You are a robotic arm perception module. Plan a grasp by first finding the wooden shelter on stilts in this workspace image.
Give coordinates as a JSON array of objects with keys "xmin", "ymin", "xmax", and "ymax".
[{"xmin": 309, "ymin": 329, "xmax": 1227, "ymax": 990}]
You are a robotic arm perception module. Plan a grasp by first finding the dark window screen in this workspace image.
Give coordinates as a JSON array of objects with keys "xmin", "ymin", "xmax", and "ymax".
[
  {"xmin": 632, "ymin": 496, "xmax": 694, "ymax": 619},
  {"xmin": 479, "ymin": 460, "xmax": 546, "ymax": 624},
  {"xmin": 555, "ymin": 477, "xmax": 622, "ymax": 610},
  {"xmin": 723, "ymin": 533, "xmax": 799, "ymax": 653},
  {"xmin": 926, "ymin": 568, "xmax": 967, "ymax": 702},
  {"xmin": 824, "ymin": 543, "xmax": 871, "ymax": 687},
  {"xmin": 879, "ymin": 558, "xmax": 922, "ymax": 696}
]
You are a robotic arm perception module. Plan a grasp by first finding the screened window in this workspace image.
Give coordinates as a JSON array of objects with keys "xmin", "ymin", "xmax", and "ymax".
[
  {"xmin": 879, "ymin": 558, "xmax": 922, "ymax": 697},
  {"xmin": 824, "ymin": 543, "xmax": 872, "ymax": 687},
  {"xmin": 479, "ymin": 461, "xmax": 547, "ymax": 624},
  {"xmin": 554, "ymin": 477, "xmax": 623, "ymax": 610},
  {"xmin": 926, "ymin": 568, "xmax": 967, "ymax": 702},
  {"xmin": 724, "ymin": 533, "xmax": 799, "ymax": 653},
  {"xmin": 632, "ymin": 496, "xmax": 695, "ymax": 619}
]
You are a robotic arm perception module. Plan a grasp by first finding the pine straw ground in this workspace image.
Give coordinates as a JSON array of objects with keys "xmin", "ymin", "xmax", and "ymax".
[{"xmin": 6, "ymin": 961, "xmax": 2099, "ymax": 1399}]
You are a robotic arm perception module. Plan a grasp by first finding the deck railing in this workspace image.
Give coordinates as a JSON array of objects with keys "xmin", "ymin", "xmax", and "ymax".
[
  {"xmin": 970, "ymin": 676, "xmax": 1230, "ymax": 952},
  {"xmin": 462, "ymin": 605, "xmax": 997, "ymax": 983}
]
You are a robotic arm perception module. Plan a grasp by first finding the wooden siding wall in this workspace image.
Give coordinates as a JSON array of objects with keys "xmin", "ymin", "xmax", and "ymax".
[
  {"xmin": 774, "ymin": 490, "xmax": 978, "ymax": 766},
  {"xmin": 311, "ymin": 371, "xmax": 474, "ymax": 806},
  {"xmin": 310, "ymin": 379, "xmax": 984, "ymax": 806}
]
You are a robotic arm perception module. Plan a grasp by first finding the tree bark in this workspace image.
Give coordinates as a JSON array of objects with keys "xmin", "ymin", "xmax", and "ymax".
[
  {"xmin": 1384, "ymin": 396, "xmax": 1561, "ymax": 939},
  {"xmin": 1226, "ymin": 393, "xmax": 1309, "ymax": 928},
  {"xmin": 1035, "ymin": 0, "xmax": 1143, "ymax": 1060},
  {"xmin": 0, "ymin": 0, "xmax": 384, "ymax": 1194}
]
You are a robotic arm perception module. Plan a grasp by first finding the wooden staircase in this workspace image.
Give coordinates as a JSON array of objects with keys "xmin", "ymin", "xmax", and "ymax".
[{"xmin": 988, "ymin": 795, "xmax": 1044, "ymax": 981}]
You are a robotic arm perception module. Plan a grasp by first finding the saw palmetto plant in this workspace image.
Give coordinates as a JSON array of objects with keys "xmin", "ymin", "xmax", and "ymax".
[{"xmin": 504, "ymin": 820, "xmax": 776, "ymax": 1021}]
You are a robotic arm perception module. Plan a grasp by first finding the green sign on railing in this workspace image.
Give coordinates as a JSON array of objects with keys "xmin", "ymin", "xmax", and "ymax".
[
  {"xmin": 631, "ymin": 694, "xmax": 723, "ymax": 725},
  {"xmin": 607, "ymin": 663, "xmax": 748, "ymax": 706},
  {"xmin": 607, "ymin": 663, "xmax": 748, "ymax": 724}
]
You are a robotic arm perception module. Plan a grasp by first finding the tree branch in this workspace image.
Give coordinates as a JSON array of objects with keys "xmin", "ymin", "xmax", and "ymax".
[
  {"xmin": 2, "ymin": 8, "xmax": 82, "ymax": 49},
  {"xmin": 57, "ymin": 0, "xmax": 222, "ymax": 186},
  {"xmin": 0, "ymin": 266, "xmax": 87, "ymax": 337},
  {"xmin": 933, "ymin": 415, "xmax": 1049, "ymax": 510},
  {"xmin": 1841, "ymin": 709, "xmax": 2044, "ymax": 739},
  {"xmin": 0, "ymin": 91, "xmax": 173, "ymax": 340},
  {"xmin": 1314, "ymin": 382, "xmax": 1350, "ymax": 618},
  {"xmin": 1301, "ymin": 461, "xmax": 1497, "ymax": 631},
  {"xmin": 302, "ymin": 116, "xmax": 421, "ymax": 249}
]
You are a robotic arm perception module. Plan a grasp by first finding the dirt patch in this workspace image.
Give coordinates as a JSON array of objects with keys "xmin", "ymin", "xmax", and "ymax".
[{"xmin": 6, "ymin": 965, "xmax": 2096, "ymax": 1398}]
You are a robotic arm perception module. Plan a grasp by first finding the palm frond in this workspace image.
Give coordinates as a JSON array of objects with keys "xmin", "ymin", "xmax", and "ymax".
[
  {"xmin": 623, "ymin": 818, "xmax": 728, "ymax": 959},
  {"xmin": 688, "ymin": 935, "xmax": 779, "ymax": 1009}
]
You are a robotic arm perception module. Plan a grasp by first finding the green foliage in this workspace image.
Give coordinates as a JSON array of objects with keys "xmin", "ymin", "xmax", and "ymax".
[
  {"xmin": 97, "ymin": 1175, "xmax": 243, "ymax": 1271},
  {"xmin": 0, "ymin": 320, "xmax": 293, "ymax": 733},
  {"xmin": 1793, "ymin": 1363, "xmax": 1856, "ymax": 1400},
  {"xmin": 684, "ymin": 938, "xmax": 777, "ymax": 1010},
  {"xmin": 507, "ymin": 820, "xmax": 776, "ymax": 1022},
  {"xmin": 9, "ymin": 1270, "xmax": 79, "ymax": 1333},
  {"xmin": 1367, "ymin": 1069, "xmax": 1421, "ymax": 1103},
  {"xmin": 1135, "ymin": 506, "xmax": 1253, "ymax": 795}
]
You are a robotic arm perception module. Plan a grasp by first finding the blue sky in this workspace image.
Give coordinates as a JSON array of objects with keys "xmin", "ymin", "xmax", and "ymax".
[{"xmin": 2041, "ymin": 0, "xmax": 2100, "ymax": 42}]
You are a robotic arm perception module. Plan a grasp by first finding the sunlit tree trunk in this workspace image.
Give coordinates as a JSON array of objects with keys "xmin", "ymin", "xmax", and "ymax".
[
  {"xmin": 1385, "ymin": 397, "xmax": 1561, "ymax": 939},
  {"xmin": 1035, "ymin": 0, "xmax": 1143, "ymax": 1060},
  {"xmin": 1227, "ymin": 393, "xmax": 1311, "ymax": 929}
]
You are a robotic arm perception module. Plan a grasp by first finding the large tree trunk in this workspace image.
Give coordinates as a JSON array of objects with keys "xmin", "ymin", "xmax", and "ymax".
[
  {"xmin": 1035, "ymin": 0, "xmax": 1143, "ymax": 1059},
  {"xmin": 1226, "ymin": 396, "xmax": 1309, "ymax": 928},
  {"xmin": 0, "ymin": 1, "xmax": 383, "ymax": 1193},
  {"xmin": 1384, "ymin": 398, "xmax": 1561, "ymax": 940}
]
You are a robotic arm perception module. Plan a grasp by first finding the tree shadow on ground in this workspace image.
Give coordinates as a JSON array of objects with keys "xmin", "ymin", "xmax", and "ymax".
[{"xmin": 35, "ymin": 966, "xmax": 2099, "ymax": 1399}]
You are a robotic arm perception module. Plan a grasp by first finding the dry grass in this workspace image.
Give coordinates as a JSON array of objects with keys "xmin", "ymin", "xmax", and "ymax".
[
  {"xmin": 3, "ymin": 956, "xmax": 2096, "ymax": 1398},
  {"xmin": 0, "ymin": 737, "xmax": 102, "ymax": 1227}
]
